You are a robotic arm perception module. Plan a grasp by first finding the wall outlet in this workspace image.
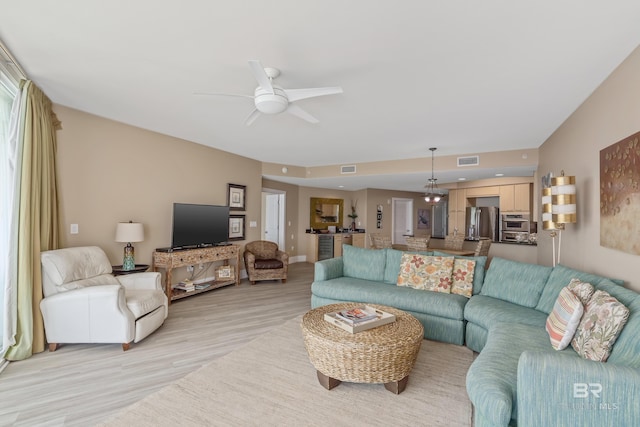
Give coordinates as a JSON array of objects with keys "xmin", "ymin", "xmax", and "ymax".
[
  {"xmin": 70, "ymin": 224, "xmax": 79, "ymax": 234},
  {"xmin": 249, "ymin": 221, "xmax": 257, "ymax": 228}
]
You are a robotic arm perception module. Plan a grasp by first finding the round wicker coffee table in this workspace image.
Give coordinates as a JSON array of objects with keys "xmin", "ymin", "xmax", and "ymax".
[{"xmin": 301, "ymin": 303, "xmax": 424, "ymax": 394}]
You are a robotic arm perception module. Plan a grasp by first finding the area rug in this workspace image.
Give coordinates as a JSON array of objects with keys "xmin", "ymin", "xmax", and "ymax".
[{"xmin": 100, "ymin": 316, "xmax": 474, "ymax": 427}]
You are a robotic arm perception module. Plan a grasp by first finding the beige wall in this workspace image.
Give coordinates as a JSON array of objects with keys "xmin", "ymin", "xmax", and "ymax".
[
  {"xmin": 537, "ymin": 45, "xmax": 640, "ymax": 291},
  {"xmin": 55, "ymin": 105, "xmax": 263, "ymax": 271}
]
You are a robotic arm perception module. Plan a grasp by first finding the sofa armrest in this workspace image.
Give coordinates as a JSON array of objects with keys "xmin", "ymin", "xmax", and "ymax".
[
  {"xmin": 517, "ymin": 351, "xmax": 640, "ymax": 427},
  {"xmin": 314, "ymin": 257, "xmax": 344, "ymax": 281},
  {"xmin": 244, "ymin": 251, "xmax": 256, "ymax": 265},
  {"xmin": 275, "ymin": 250, "xmax": 289, "ymax": 264},
  {"xmin": 116, "ymin": 272, "xmax": 162, "ymax": 290}
]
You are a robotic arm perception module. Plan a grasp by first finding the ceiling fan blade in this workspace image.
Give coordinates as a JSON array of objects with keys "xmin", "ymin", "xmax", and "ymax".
[
  {"xmin": 286, "ymin": 104, "xmax": 319, "ymax": 124},
  {"xmin": 284, "ymin": 87, "xmax": 343, "ymax": 102},
  {"xmin": 193, "ymin": 92, "xmax": 254, "ymax": 99},
  {"xmin": 248, "ymin": 60, "xmax": 274, "ymax": 93},
  {"xmin": 244, "ymin": 108, "xmax": 261, "ymax": 126}
]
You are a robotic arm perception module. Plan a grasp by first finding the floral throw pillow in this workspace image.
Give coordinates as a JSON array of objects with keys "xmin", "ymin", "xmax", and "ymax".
[
  {"xmin": 546, "ymin": 286, "xmax": 584, "ymax": 350},
  {"xmin": 567, "ymin": 278, "xmax": 595, "ymax": 305},
  {"xmin": 571, "ymin": 290, "xmax": 630, "ymax": 362},
  {"xmin": 397, "ymin": 254, "xmax": 454, "ymax": 293},
  {"xmin": 450, "ymin": 258, "xmax": 476, "ymax": 298}
]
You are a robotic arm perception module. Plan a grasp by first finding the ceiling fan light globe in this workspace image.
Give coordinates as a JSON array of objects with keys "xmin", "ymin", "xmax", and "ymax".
[{"xmin": 254, "ymin": 87, "xmax": 289, "ymax": 114}]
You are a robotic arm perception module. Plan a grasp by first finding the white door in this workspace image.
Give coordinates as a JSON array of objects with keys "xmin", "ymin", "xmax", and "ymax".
[
  {"xmin": 392, "ymin": 198, "xmax": 414, "ymax": 245},
  {"xmin": 263, "ymin": 191, "xmax": 285, "ymax": 249}
]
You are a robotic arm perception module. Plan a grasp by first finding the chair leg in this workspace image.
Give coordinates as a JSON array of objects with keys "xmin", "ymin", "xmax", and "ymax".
[
  {"xmin": 48, "ymin": 343, "xmax": 59, "ymax": 352},
  {"xmin": 281, "ymin": 279, "xmax": 287, "ymax": 284},
  {"xmin": 122, "ymin": 343, "xmax": 131, "ymax": 351},
  {"xmin": 250, "ymin": 281, "xmax": 256, "ymax": 285}
]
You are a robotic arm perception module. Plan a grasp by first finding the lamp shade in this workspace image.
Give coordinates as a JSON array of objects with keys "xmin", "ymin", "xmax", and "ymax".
[
  {"xmin": 541, "ymin": 187, "xmax": 557, "ymax": 230},
  {"xmin": 115, "ymin": 222, "xmax": 144, "ymax": 243},
  {"xmin": 551, "ymin": 175, "xmax": 577, "ymax": 224}
]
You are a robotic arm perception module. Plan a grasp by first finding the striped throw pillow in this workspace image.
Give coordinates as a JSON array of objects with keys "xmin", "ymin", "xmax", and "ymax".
[{"xmin": 546, "ymin": 286, "xmax": 584, "ymax": 350}]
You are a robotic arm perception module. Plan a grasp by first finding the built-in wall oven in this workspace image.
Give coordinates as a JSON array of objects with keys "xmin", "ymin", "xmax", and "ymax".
[
  {"xmin": 501, "ymin": 214, "xmax": 530, "ymax": 232},
  {"xmin": 501, "ymin": 214, "xmax": 530, "ymax": 242},
  {"xmin": 501, "ymin": 230, "xmax": 530, "ymax": 243}
]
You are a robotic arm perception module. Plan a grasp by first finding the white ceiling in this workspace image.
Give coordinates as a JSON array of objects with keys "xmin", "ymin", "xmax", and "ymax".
[{"xmin": 2, "ymin": 1, "xmax": 640, "ymax": 191}]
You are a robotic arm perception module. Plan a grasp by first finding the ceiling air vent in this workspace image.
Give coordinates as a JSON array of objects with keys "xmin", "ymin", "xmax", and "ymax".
[
  {"xmin": 341, "ymin": 165, "xmax": 356, "ymax": 174},
  {"xmin": 457, "ymin": 155, "xmax": 479, "ymax": 167}
]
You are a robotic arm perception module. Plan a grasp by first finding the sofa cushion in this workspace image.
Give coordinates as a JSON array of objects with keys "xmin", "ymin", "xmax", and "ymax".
[
  {"xmin": 62, "ymin": 274, "xmax": 120, "ymax": 291},
  {"xmin": 41, "ymin": 246, "xmax": 114, "ymax": 295},
  {"xmin": 383, "ymin": 248, "xmax": 433, "ymax": 284},
  {"xmin": 342, "ymin": 245, "xmax": 386, "ymax": 282},
  {"xmin": 536, "ymin": 264, "xmax": 621, "ymax": 313},
  {"xmin": 383, "ymin": 248, "xmax": 404, "ymax": 284},
  {"xmin": 451, "ymin": 258, "xmax": 476, "ymax": 298},
  {"xmin": 254, "ymin": 259, "xmax": 284, "ymax": 269},
  {"xmin": 480, "ymin": 257, "xmax": 552, "ymax": 308},
  {"xmin": 464, "ymin": 295, "xmax": 548, "ymax": 331},
  {"xmin": 311, "ymin": 277, "xmax": 468, "ymax": 321},
  {"xmin": 607, "ymin": 297, "xmax": 640, "ymax": 367},
  {"xmin": 432, "ymin": 252, "xmax": 487, "ymax": 295},
  {"xmin": 397, "ymin": 254, "xmax": 454, "ymax": 293},
  {"xmin": 567, "ymin": 278, "xmax": 595, "ymax": 305},
  {"xmin": 466, "ymin": 322, "xmax": 578, "ymax": 426},
  {"xmin": 546, "ymin": 287, "xmax": 584, "ymax": 350},
  {"xmin": 571, "ymin": 290, "xmax": 630, "ymax": 362}
]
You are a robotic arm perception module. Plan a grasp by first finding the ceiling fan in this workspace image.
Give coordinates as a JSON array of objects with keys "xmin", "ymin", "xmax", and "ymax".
[{"xmin": 195, "ymin": 60, "xmax": 343, "ymax": 126}]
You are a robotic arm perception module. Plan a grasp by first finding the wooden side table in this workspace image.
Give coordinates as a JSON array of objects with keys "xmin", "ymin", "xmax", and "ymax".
[{"xmin": 112, "ymin": 264, "xmax": 150, "ymax": 275}]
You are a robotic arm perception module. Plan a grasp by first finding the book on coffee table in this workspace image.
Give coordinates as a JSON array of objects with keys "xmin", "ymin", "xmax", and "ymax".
[
  {"xmin": 335, "ymin": 307, "xmax": 378, "ymax": 324},
  {"xmin": 324, "ymin": 305, "xmax": 396, "ymax": 333}
]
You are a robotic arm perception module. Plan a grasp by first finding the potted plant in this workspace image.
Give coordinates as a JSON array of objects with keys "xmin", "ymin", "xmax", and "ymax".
[{"xmin": 348, "ymin": 200, "xmax": 358, "ymax": 231}]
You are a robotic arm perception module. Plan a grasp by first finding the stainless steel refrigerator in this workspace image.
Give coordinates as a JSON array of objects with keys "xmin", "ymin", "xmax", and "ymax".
[{"xmin": 465, "ymin": 207, "xmax": 500, "ymax": 241}]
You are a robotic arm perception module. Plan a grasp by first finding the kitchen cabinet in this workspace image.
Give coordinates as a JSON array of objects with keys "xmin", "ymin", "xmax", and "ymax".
[
  {"xmin": 499, "ymin": 184, "xmax": 531, "ymax": 213},
  {"xmin": 465, "ymin": 186, "xmax": 500, "ymax": 197},
  {"xmin": 307, "ymin": 233, "xmax": 365, "ymax": 262},
  {"xmin": 447, "ymin": 189, "xmax": 467, "ymax": 235}
]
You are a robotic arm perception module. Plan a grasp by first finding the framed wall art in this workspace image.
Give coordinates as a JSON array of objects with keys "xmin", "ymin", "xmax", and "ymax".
[
  {"xmin": 600, "ymin": 131, "xmax": 640, "ymax": 255},
  {"xmin": 228, "ymin": 215, "xmax": 246, "ymax": 241},
  {"xmin": 417, "ymin": 208, "xmax": 430, "ymax": 229},
  {"xmin": 227, "ymin": 184, "xmax": 246, "ymax": 211}
]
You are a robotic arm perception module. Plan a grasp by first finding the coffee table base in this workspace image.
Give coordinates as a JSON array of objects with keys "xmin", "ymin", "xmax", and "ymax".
[{"xmin": 316, "ymin": 370, "xmax": 409, "ymax": 394}]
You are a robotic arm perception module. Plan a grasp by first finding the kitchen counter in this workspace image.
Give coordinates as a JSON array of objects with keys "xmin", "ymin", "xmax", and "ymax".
[{"xmin": 429, "ymin": 237, "xmax": 537, "ymax": 264}]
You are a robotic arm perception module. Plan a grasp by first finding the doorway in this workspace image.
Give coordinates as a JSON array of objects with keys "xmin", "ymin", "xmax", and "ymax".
[
  {"xmin": 392, "ymin": 198, "xmax": 414, "ymax": 245},
  {"xmin": 262, "ymin": 189, "xmax": 285, "ymax": 249}
]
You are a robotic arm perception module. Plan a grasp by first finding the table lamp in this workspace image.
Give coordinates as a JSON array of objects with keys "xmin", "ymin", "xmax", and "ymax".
[{"xmin": 115, "ymin": 221, "xmax": 144, "ymax": 271}]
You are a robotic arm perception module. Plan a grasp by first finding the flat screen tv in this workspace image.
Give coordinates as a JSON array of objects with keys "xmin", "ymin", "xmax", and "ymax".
[{"xmin": 171, "ymin": 203, "xmax": 230, "ymax": 248}]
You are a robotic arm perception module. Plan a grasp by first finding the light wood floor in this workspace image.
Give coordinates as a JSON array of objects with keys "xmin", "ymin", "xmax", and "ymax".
[{"xmin": 0, "ymin": 262, "xmax": 314, "ymax": 427}]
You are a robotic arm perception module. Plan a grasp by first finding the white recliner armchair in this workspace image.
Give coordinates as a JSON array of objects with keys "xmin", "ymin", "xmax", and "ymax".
[{"xmin": 40, "ymin": 246, "xmax": 168, "ymax": 351}]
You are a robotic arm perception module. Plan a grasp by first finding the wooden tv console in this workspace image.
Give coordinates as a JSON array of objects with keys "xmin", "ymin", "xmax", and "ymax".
[{"xmin": 152, "ymin": 245, "xmax": 241, "ymax": 304}]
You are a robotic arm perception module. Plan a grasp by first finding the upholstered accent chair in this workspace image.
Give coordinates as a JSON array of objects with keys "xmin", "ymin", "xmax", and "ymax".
[
  {"xmin": 243, "ymin": 240, "xmax": 289, "ymax": 285},
  {"xmin": 444, "ymin": 234, "xmax": 465, "ymax": 250},
  {"xmin": 40, "ymin": 246, "xmax": 168, "ymax": 351},
  {"xmin": 405, "ymin": 236, "xmax": 430, "ymax": 252},
  {"xmin": 474, "ymin": 238, "xmax": 492, "ymax": 256}
]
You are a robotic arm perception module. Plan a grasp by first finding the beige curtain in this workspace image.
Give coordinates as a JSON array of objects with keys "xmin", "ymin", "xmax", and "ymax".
[{"xmin": 4, "ymin": 80, "xmax": 61, "ymax": 361}]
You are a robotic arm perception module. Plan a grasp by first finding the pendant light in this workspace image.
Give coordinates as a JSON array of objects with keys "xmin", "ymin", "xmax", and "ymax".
[{"xmin": 424, "ymin": 147, "xmax": 444, "ymax": 203}]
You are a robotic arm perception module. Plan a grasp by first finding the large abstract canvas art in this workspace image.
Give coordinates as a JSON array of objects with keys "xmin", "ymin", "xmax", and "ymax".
[{"xmin": 600, "ymin": 131, "xmax": 640, "ymax": 254}]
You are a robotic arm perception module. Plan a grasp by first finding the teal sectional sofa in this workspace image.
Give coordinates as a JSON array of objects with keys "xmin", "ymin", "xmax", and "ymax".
[
  {"xmin": 311, "ymin": 244, "xmax": 487, "ymax": 345},
  {"xmin": 310, "ymin": 245, "xmax": 640, "ymax": 427}
]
